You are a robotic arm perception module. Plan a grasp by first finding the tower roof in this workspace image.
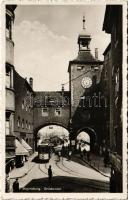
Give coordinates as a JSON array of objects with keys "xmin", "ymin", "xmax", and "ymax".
[
  {"xmin": 68, "ymin": 15, "xmax": 103, "ymax": 72},
  {"xmin": 71, "ymin": 51, "xmax": 103, "ymax": 64},
  {"xmin": 78, "ymin": 15, "xmax": 91, "ymax": 44}
]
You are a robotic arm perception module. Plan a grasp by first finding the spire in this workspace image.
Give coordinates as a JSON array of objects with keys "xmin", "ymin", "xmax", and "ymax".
[{"xmin": 83, "ymin": 15, "xmax": 85, "ymax": 30}]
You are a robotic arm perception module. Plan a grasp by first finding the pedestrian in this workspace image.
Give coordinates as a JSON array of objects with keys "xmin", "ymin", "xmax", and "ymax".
[
  {"xmin": 110, "ymin": 168, "xmax": 116, "ymax": 192},
  {"xmin": 83, "ymin": 149, "xmax": 87, "ymax": 160},
  {"xmin": 6, "ymin": 174, "xmax": 10, "ymax": 192},
  {"xmin": 68, "ymin": 149, "xmax": 72, "ymax": 160},
  {"xmin": 87, "ymin": 151, "xmax": 90, "ymax": 162},
  {"xmin": 58, "ymin": 151, "xmax": 61, "ymax": 161},
  {"xmin": 48, "ymin": 165, "xmax": 52, "ymax": 186},
  {"xmin": 13, "ymin": 178, "xmax": 19, "ymax": 192}
]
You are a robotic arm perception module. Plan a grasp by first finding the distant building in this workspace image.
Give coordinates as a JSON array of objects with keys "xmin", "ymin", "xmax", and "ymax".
[
  {"xmin": 103, "ymin": 5, "xmax": 122, "ymax": 192},
  {"xmin": 14, "ymin": 70, "xmax": 34, "ymax": 166},
  {"xmin": 5, "ymin": 5, "xmax": 17, "ymax": 174},
  {"xmin": 68, "ymin": 16, "xmax": 104, "ymax": 150}
]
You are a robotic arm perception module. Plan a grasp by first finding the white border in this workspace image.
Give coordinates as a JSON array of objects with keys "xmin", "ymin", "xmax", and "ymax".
[{"xmin": 0, "ymin": 0, "xmax": 127, "ymax": 199}]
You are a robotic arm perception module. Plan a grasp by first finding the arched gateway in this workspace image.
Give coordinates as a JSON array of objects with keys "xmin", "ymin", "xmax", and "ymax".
[{"xmin": 33, "ymin": 91, "xmax": 70, "ymax": 149}]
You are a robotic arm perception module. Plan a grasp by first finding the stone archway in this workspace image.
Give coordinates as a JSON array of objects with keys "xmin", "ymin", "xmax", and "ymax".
[
  {"xmin": 76, "ymin": 127, "xmax": 97, "ymax": 151},
  {"xmin": 34, "ymin": 122, "xmax": 70, "ymax": 150}
]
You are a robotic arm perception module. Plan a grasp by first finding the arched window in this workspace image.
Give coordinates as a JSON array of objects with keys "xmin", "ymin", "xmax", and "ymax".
[
  {"xmin": 17, "ymin": 117, "xmax": 20, "ymax": 128},
  {"xmin": 22, "ymin": 119, "xmax": 24, "ymax": 129}
]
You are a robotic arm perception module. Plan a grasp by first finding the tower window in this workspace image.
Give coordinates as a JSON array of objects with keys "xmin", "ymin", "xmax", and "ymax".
[
  {"xmin": 42, "ymin": 107, "xmax": 48, "ymax": 116},
  {"xmin": 77, "ymin": 66, "xmax": 83, "ymax": 71},
  {"xmin": 55, "ymin": 107, "xmax": 61, "ymax": 116}
]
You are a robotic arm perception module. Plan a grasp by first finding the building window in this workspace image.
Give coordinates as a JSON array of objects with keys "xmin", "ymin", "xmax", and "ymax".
[
  {"xmin": 26, "ymin": 105, "xmax": 28, "ymax": 112},
  {"xmin": 6, "ymin": 14, "xmax": 12, "ymax": 39},
  {"xmin": 22, "ymin": 100, "xmax": 25, "ymax": 109},
  {"xmin": 55, "ymin": 107, "xmax": 61, "ymax": 116},
  {"xmin": 6, "ymin": 66, "xmax": 11, "ymax": 88},
  {"xmin": 26, "ymin": 121, "xmax": 28, "ymax": 129},
  {"xmin": 28, "ymin": 123, "xmax": 31, "ymax": 130},
  {"xmin": 5, "ymin": 120, "xmax": 10, "ymax": 135},
  {"xmin": 114, "ymin": 22, "xmax": 118, "ymax": 45},
  {"xmin": 22, "ymin": 119, "xmax": 24, "ymax": 129},
  {"xmin": 17, "ymin": 117, "xmax": 20, "ymax": 128},
  {"xmin": 115, "ymin": 69, "xmax": 119, "ymax": 97},
  {"xmin": 42, "ymin": 107, "xmax": 48, "ymax": 116},
  {"xmin": 104, "ymin": 70, "xmax": 107, "ymax": 78},
  {"xmin": 5, "ymin": 112, "xmax": 11, "ymax": 135},
  {"xmin": 112, "ymin": 66, "xmax": 114, "ymax": 77}
]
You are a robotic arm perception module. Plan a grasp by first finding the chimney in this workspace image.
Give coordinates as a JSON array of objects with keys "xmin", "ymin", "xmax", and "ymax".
[
  {"xmin": 29, "ymin": 77, "xmax": 33, "ymax": 89},
  {"xmin": 61, "ymin": 84, "xmax": 64, "ymax": 96},
  {"xmin": 95, "ymin": 48, "xmax": 98, "ymax": 60}
]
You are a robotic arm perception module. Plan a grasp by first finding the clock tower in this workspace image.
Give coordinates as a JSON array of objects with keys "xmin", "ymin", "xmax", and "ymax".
[{"xmin": 68, "ymin": 16, "xmax": 103, "ymax": 133}]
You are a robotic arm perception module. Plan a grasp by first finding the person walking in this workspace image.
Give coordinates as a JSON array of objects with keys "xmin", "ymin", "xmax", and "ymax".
[
  {"xmin": 13, "ymin": 178, "xmax": 19, "ymax": 192},
  {"xmin": 6, "ymin": 174, "xmax": 10, "ymax": 192},
  {"xmin": 48, "ymin": 165, "xmax": 52, "ymax": 186}
]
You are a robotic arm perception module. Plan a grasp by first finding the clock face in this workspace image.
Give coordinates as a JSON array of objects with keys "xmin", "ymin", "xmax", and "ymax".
[{"xmin": 81, "ymin": 77, "xmax": 92, "ymax": 88}]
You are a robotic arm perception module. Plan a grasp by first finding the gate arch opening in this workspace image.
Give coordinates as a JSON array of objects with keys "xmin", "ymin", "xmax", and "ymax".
[
  {"xmin": 76, "ymin": 127, "xmax": 97, "ymax": 151},
  {"xmin": 35, "ymin": 124, "xmax": 70, "ymax": 150},
  {"xmin": 77, "ymin": 131, "xmax": 90, "ymax": 152}
]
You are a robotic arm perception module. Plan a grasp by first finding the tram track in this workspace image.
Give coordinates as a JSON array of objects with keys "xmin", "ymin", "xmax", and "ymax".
[
  {"xmin": 38, "ymin": 163, "xmax": 48, "ymax": 175},
  {"xmin": 55, "ymin": 160, "xmax": 78, "ymax": 177}
]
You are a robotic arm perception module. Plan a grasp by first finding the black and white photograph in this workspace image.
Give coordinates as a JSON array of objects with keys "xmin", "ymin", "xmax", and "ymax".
[{"xmin": 1, "ymin": 0, "xmax": 127, "ymax": 197}]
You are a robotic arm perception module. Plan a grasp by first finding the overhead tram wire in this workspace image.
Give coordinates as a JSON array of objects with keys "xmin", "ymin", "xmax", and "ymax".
[{"xmin": 62, "ymin": 69, "xmax": 93, "ymax": 86}]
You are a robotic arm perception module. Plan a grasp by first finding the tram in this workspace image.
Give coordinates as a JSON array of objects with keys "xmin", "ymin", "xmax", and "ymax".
[{"xmin": 38, "ymin": 143, "xmax": 51, "ymax": 161}]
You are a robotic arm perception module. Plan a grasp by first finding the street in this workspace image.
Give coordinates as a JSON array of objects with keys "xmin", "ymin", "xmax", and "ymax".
[{"xmin": 10, "ymin": 152, "xmax": 110, "ymax": 192}]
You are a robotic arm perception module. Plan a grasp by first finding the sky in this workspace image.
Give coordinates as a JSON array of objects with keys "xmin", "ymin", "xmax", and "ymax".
[{"xmin": 13, "ymin": 5, "xmax": 110, "ymax": 91}]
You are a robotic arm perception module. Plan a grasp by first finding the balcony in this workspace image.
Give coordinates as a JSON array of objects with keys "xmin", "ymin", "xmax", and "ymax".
[{"xmin": 6, "ymin": 38, "xmax": 14, "ymax": 66}]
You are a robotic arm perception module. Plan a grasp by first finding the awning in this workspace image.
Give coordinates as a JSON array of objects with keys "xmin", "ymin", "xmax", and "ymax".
[
  {"xmin": 21, "ymin": 139, "xmax": 32, "ymax": 151},
  {"xmin": 15, "ymin": 139, "xmax": 29, "ymax": 156}
]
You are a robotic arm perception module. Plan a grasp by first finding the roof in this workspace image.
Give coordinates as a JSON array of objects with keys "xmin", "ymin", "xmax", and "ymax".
[
  {"xmin": 34, "ymin": 91, "xmax": 70, "ymax": 107},
  {"xmin": 103, "ymin": 5, "xmax": 122, "ymax": 33},
  {"xmin": 14, "ymin": 69, "xmax": 33, "ymax": 92},
  {"xmin": 68, "ymin": 50, "xmax": 103, "ymax": 71},
  {"xmin": 78, "ymin": 29, "xmax": 91, "ymax": 38},
  {"xmin": 68, "ymin": 51, "xmax": 103, "ymax": 72},
  {"xmin": 103, "ymin": 43, "xmax": 111, "ymax": 56}
]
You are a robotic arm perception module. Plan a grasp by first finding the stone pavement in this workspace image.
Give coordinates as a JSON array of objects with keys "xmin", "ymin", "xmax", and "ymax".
[
  {"xmin": 9, "ymin": 152, "xmax": 37, "ymax": 179},
  {"xmin": 72, "ymin": 152, "xmax": 111, "ymax": 178}
]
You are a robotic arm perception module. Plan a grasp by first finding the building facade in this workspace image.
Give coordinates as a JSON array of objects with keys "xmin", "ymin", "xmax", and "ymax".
[
  {"xmin": 5, "ymin": 5, "xmax": 17, "ymax": 174},
  {"xmin": 103, "ymin": 5, "xmax": 122, "ymax": 192},
  {"xmin": 100, "ymin": 43, "xmax": 112, "ymax": 147},
  {"xmin": 14, "ymin": 70, "xmax": 34, "ymax": 153}
]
